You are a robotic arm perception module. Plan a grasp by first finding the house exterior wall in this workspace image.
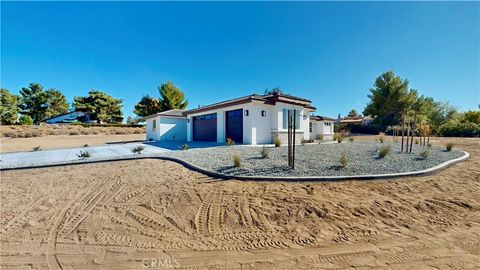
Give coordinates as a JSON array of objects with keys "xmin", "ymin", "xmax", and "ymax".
[
  {"xmin": 270, "ymin": 102, "xmax": 311, "ymax": 144},
  {"xmin": 146, "ymin": 116, "xmax": 186, "ymax": 141},
  {"xmin": 310, "ymin": 120, "xmax": 335, "ymax": 141}
]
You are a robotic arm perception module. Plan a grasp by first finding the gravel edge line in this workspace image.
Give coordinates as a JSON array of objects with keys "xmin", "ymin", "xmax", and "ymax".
[{"xmin": 0, "ymin": 151, "xmax": 470, "ymax": 182}]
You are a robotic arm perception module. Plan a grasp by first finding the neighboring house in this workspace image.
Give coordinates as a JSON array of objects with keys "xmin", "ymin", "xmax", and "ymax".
[
  {"xmin": 144, "ymin": 93, "xmax": 317, "ymax": 145},
  {"xmin": 309, "ymin": 115, "xmax": 335, "ymax": 141},
  {"xmin": 144, "ymin": 109, "xmax": 187, "ymax": 141},
  {"xmin": 338, "ymin": 115, "xmax": 374, "ymax": 125},
  {"xmin": 44, "ymin": 111, "xmax": 92, "ymax": 124}
]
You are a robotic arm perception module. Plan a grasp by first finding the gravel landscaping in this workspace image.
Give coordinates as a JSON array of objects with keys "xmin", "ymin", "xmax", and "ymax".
[{"xmin": 168, "ymin": 141, "xmax": 465, "ymax": 177}]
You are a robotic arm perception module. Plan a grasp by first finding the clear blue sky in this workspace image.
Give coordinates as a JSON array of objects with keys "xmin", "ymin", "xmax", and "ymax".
[{"xmin": 2, "ymin": 1, "xmax": 479, "ymax": 120}]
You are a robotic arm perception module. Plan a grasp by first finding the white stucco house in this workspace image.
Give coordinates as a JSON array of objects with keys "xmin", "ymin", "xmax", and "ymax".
[
  {"xmin": 145, "ymin": 93, "xmax": 334, "ymax": 145},
  {"xmin": 310, "ymin": 115, "xmax": 335, "ymax": 141},
  {"xmin": 144, "ymin": 109, "xmax": 187, "ymax": 141}
]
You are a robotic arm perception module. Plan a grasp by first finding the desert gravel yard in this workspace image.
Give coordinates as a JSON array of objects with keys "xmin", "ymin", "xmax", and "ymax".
[{"xmin": 169, "ymin": 141, "xmax": 465, "ymax": 177}]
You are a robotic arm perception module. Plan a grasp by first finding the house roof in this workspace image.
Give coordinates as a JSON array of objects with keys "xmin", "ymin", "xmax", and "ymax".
[
  {"xmin": 142, "ymin": 109, "xmax": 186, "ymax": 120},
  {"xmin": 310, "ymin": 115, "xmax": 336, "ymax": 121},
  {"xmin": 184, "ymin": 93, "xmax": 316, "ymax": 115},
  {"xmin": 42, "ymin": 110, "xmax": 85, "ymax": 122}
]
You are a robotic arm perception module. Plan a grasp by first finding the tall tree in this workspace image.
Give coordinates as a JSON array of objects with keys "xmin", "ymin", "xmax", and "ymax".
[
  {"xmin": 0, "ymin": 89, "xmax": 22, "ymax": 124},
  {"xmin": 73, "ymin": 90, "xmax": 123, "ymax": 123},
  {"xmin": 45, "ymin": 88, "xmax": 69, "ymax": 118},
  {"xmin": 158, "ymin": 81, "xmax": 188, "ymax": 111},
  {"xmin": 347, "ymin": 109, "xmax": 358, "ymax": 117},
  {"xmin": 363, "ymin": 71, "xmax": 412, "ymax": 129},
  {"xmin": 133, "ymin": 95, "xmax": 161, "ymax": 117},
  {"xmin": 19, "ymin": 83, "xmax": 49, "ymax": 124}
]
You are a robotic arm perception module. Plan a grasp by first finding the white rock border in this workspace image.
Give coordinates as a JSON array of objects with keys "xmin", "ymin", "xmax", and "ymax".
[{"xmin": 0, "ymin": 150, "xmax": 470, "ymax": 182}]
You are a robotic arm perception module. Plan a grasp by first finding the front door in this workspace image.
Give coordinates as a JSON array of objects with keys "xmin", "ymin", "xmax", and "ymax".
[{"xmin": 225, "ymin": 109, "xmax": 243, "ymax": 144}]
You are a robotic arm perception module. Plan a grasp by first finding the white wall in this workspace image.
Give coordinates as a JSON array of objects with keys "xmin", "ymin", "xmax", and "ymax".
[
  {"xmin": 310, "ymin": 120, "xmax": 335, "ymax": 140},
  {"xmin": 271, "ymin": 102, "xmax": 312, "ymax": 141},
  {"xmin": 146, "ymin": 116, "xmax": 186, "ymax": 141},
  {"xmin": 146, "ymin": 117, "xmax": 160, "ymax": 141}
]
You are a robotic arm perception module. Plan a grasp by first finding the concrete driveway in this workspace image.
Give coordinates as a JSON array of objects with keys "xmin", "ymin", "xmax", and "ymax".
[{"xmin": 0, "ymin": 141, "xmax": 223, "ymax": 169}]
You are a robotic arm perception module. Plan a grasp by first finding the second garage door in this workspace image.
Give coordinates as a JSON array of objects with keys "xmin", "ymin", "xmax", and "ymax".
[{"xmin": 193, "ymin": 113, "xmax": 217, "ymax": 141}]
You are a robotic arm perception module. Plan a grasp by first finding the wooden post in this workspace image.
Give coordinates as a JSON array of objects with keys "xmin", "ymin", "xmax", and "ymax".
[
  {"xmin": 401, "ymin": 115, "xmax": 405, "ymax": 152},
  {"xmin": 292, "ymin": 109, "xmax": 296, "ymax": 169}
]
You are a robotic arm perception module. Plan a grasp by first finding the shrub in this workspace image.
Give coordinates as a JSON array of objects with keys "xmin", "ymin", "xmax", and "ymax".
[
  {"xmin": 348, "ymin": 137, "xmax": 354, "ymax": 142},
  {"xmin": 69, "ymin": 130, "xmax": 80, "ymax": 136},
  {"xmin": 131, "ymin": 145, "xmax": 145, "ymax": 155},
  {"xmin": 261, "ymin": 145, "xmax": 269, "ymax": 159},
  {"xmin": 33, "ymin": 146, "xmax": 41, "ymax": 151},
  {"xmin": 226, "ymin": 137, "xmax": 235, "ymax": 146},
  {"xmin": 302, "ymin": 139, "xmax": 314, "ymax": 144},
  {"xmin": 415, "ymin": 139, "xmax": 419, "ymax": 145},
  {"xmin": 337, "ymin": 136, "xmax": 343, "ymax": 143},
  {"xmin": 180, "ymin": 144, "xmax": 190, "ymax": 151},
  {"xmin": 24, "ymin": 132, "xmax": 33, "ymax": 138},
  {"xmin": 340, "ymin": 153, "xmax": 348, "ymax": 168},
  {"xmin": 316, "ymin": 135, "xmax": 323, "ymax": 141},
  {"xmin": 419, "ymin": 150, "xmax": 429, "ymax": 159},
  {"xmin": 233, "ymin": 153, "xmax": 241, "ymax": 167},
  {"xmin": 378, "ymin": 145, "xmax": 391, "ymax": 158},
  {"xmin": 438, "ymin": 121, "xmax": 480, "ymax": 137},
  {"xmin": 84, "ymin": 144, "xmax": 89, "ymax": 147},
  {"xmin": 31, "ymin": 131, "xmax": 42, "ymax": 137},
  {"xmin": 379, "ymin": 135, "xmax": 385, "ymax": 143},
  {"xmin": 77, "ymin": 150, "xmax": 91, "ymax": 159},
  {"xmin": 274, "ymin": 137, "xmax": 281, "ymax": 147},
  {"xmin": 19, "ymin": 115, "xmax": 33, "ymax": 125},
  {"xmin": 446, "ymin": 142, "xmax": 454, "ymax": 152}
]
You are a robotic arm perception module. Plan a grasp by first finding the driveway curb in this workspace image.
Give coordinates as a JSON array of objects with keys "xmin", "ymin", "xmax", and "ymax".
[{"xmin": 0, "ymin": 150, "xmax": 470, "ymax": 182}]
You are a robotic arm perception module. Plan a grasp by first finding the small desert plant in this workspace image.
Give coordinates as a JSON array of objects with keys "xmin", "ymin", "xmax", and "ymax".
[
  {"xmin": 316, "ymin": 135, "xmax": 323, "ymax": 141},
  {"xmin": 348, "ymin": 137, "xmax": 354, "ymax": 142},
  {"xmin": 378, "ymin": 145, "xmax": 391, "ymax": 158},
  {"xmin": 33, "ymin": 146, "xmax": 41, "ymax": 151},
  {"xmin": 337, "ymin": 136, "xmax": 343, "ymax": 143},
  {"xmin": 69, "ymin": 130, "xmax": 80, "ymax": 136},
  {"xmin": 261, "ymin": 145, "xmax": 269, "ymax": 159},
  {"xmin": 77, "ymin": 150, "xmax": 91, "ymax": 159},
  {"xmin": 180, "ymin": 144, "xmax": 190, "ymax": 151},
  {"xmin": 415, "ymin": 139, "xmax": 419, "ymax": 145},
  {"xmin": 233, "ymin": 153, "xmax": 241, "ymax": 167},
  {"xmin": 419, "ymin": 150, "xmax": 429, "ymax": 159},
  {"xmin": 339, "ymin": 153, "xmax": 348, "ymax": 168},
  {"xmin": 84, "ymin": 144, "xmax": 89, "ymax": 147},
  {"xmin": 427, "ymin": 143, "xmax": 432, "ymax": 147},
  {"xmin": 379, "ymin": 135, "xmax": 384, "ymax": 143},
  {"xmin": 446, "ymin": 142, "xmax": 454, "ymax": 151},
  {"xmin": 131, "ymin": 145, "xmax": 145, "ymax": 155},
  {"xmin": 226, "ymin": 137, "xmax": 235, "ymax": 146},
  {"xmin": 274, "ymin": 137, "xmax": 281, "ymax": 147}
]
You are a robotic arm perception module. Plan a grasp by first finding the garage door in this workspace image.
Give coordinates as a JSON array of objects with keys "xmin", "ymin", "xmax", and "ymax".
[
  {"xmin": 226, "ymin": 109, "xmax": 243, "ymax": 144},
  {"xmin": 193, "ymin": 113, "xmax": 217, "ymax": 141}
]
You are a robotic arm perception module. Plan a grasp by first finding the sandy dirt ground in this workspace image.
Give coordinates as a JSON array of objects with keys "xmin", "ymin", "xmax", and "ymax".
[
  {"xmin": 0, "ymin": 134, "xmax": 146, "ymax": 153},
  {"xmin": 0, "ymin": 137, "xmax": 479, "ymax": 269}
]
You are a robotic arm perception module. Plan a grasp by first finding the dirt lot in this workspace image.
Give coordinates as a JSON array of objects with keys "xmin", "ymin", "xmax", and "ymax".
[
  {"xmin": 0, "ymin": 134, "xmax": 146, "ymax": 153},
  {"xmin": 1, "ymin": 137, "xmax": 479, "ymax": 269}
]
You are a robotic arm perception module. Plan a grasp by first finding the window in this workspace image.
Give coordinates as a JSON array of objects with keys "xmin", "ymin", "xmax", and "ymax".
[
  {"xmin": 152, "ymin": 119, "xmax": 156, "ymax": 131},
  {"xmin": 244, "ymin": 110, "xmax": 249, "ymax": 116},
  {"xmin": 261, "ymin": 110, "xmax": 266, "ymax": 117},
  {"xmin": 282, "ymin": 109, "xmax": 300, "ymax": 129},
  {"xmin": 309, "ymin": 122, "xmax": 313, "ymax": 132}
]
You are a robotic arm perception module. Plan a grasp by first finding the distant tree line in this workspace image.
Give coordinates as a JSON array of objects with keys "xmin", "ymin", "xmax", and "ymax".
[
  {"xmin": 0, "ymin": 81, "xmax": 188, "ymax": 125},
  {"xmin": 341, "ymin": 71, "xmax": 479, "ymax": 137}
]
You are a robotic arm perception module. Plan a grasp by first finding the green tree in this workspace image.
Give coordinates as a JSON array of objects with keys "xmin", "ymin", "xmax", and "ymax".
[
  {"xmin": 19, "ymin": 115, "xmax": 33, "ymax": 125},
  {"xmin": 45, "ymin": 89, "xmax": 69, "ymax": 118},
  {"xmin": 463, "ymin": 110, "xmax": 480, "ymax": 124},
  {"xmin": 0, "ymin": 89, "xmax": 22, "ymax": 124},
  {"xmin": 73, "ymin": 90, "xmax": 123, "ymax": 123},
  {"xmin": 347, "ymin": 109, "xmax": 358, "ymax": 117},
  {"xmin": 158, "ymin": 81, "xmax": 188, "ymax": 111},
  {"xmin": 363, "ymin": 71, "xmax": 412, "ymax": 129},
  {"xmin": 133, "ymin": 95, "xmax": 161, "ymax": 117},
  {"xmin": 19, "ymin": 83, "xmax": 49, "ymax": 124}
]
